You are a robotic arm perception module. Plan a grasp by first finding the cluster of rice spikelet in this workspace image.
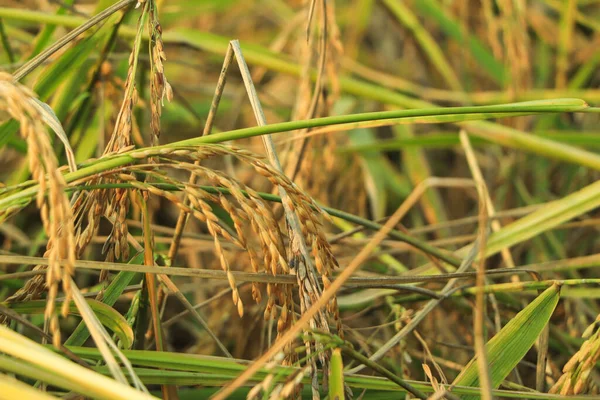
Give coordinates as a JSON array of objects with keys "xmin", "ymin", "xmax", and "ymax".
[
  {"xmin": 551, "ymin": 315, "xmax": 600, "ymax": 395},
  {"xmin": 124, "ymin": 144, "xmax": 340, "ymax": 327},
  {"xmin": 95, "ymin": 4, "xmax": 147, "ymax": 267},
  {"xmin": 247, "ymin": 352, "xmax": 311, "ymax": 399},
  {"xmin": 0, "ymin": 73, "xmax": 76, "ymax": 346},
  {"xmin": 75, "ymin": 0, "xmax": 171, "ymax": 269},
  {"xmin": 2, "ymin": 0, "xmax": 164, "ymax": 328},
  {"xmin": 148, "ymin": 0, "xmax": 172, "ymax": 146}
]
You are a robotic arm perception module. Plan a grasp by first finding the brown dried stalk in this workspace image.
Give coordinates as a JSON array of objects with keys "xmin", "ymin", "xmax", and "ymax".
[{"xmin": 0, "ymin": 73, "xmax": 76, "ymax": 346}]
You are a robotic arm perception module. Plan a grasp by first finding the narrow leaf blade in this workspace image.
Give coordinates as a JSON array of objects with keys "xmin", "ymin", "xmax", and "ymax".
[{"xmin": 452, "ymin": 284, "xmax": 561, "ymax": 398}]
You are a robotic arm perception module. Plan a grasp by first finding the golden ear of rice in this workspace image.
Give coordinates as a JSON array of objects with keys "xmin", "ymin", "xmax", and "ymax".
[
  {"xmin": 0, "ymin": 73, "xmax": 76, "ymax": 346},
  {"xmin": 550, "ymin": 315, "xmax": 600, "ymax": 395},
  {"xmin": 119, "ymin": 144, "xmax": 341, "ymax": 338}
]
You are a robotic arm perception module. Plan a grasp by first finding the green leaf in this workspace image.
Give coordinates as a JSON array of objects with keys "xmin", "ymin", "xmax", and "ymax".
[
  {"xmin": 0, "ymin": 119, "xmax": 19, "ymax": 150},
  {"xmin": 391, "ymin": 122, "xmax": 449, "ymax": 231},
  {"xmin": 6, "ymin": 299, "xmax": 134, "ymax": 349},
  {"xmin": 3, "ymin": 9, "xmax": 599, "ymax": 172},
  {"xmin": 65, "ymin": 346, "xmax": 591, "ymax": 398},
  {"xmin": 28, "ymin": 0, "xmax": 75, "ymax": 57},
  {"xmin": 452, "ymin": 284, "xmax": 561, "ymax": 398},
  {"xmin": 329, "ymin": 348, "xmax": 345, "ymax": 400},
  {"xmin": 347, "ymin": 126, "xmax": 388, "ymax": 218},
  {"xmin": 65, "ymin": 252, "xmax": 143, "ymax": 347},
  {"xmin": 485, "ymin": 179, "xmax": 600, "ymax": 257}
]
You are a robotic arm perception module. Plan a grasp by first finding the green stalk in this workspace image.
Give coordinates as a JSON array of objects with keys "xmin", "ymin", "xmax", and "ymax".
[
  {"xmin": 1, "ymin": 8, "xmax": 598, "ymax": 171},
  {"xmin": 63, "ymin": 346, "xmax": 596, "ymax": 399},
  {"xmin": 0, "ymin": 99, "xmax": 589, "ymax": 216},
  {"xmin": 397, "ymin": 278, "xmax": 600, "ymax": 303}
]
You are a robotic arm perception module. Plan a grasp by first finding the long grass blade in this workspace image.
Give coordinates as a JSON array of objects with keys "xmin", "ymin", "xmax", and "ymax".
[
  {"xmin": 0, "ymin": 325, "xmax": 156, "ymax": 400},
  {"xmin": 6, "ymin": 298, "xmax": 133, "ymax": 349},
  {"xmin": 452, "ymin": 284, "xmax": 561, "ymax": 399}
]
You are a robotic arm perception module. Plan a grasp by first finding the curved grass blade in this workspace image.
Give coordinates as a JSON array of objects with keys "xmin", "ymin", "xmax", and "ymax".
[
  {"xmin": 65, "ymin": 252, "xmax": 143, "ymax": 347},
  {"xmin": 452, "ymin": 284, "xmax": 561, "ymax": 399},
  {"xmin": 0, "ymin": 99, "xmax": 589, "ymax": 217},
  {"xmin": 6, "ymin": 299, "xmax": 134, "ymax": 349},
  {"xmin": 0, "ymin": 9, "xmax": 596, "ymax": 169},
  {"xmin": 30, "ymin": 98, "xmax": 76, "ymax": 172},
  {"xmin": 485, "ymin": 180, "xmax": 600, "ymax": 257}
]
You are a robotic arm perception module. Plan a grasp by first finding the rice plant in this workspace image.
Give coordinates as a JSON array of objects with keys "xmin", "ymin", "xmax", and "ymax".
[{"xmin": 0, "ymin": 1, "xmax": 599, "ymax": 399}]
